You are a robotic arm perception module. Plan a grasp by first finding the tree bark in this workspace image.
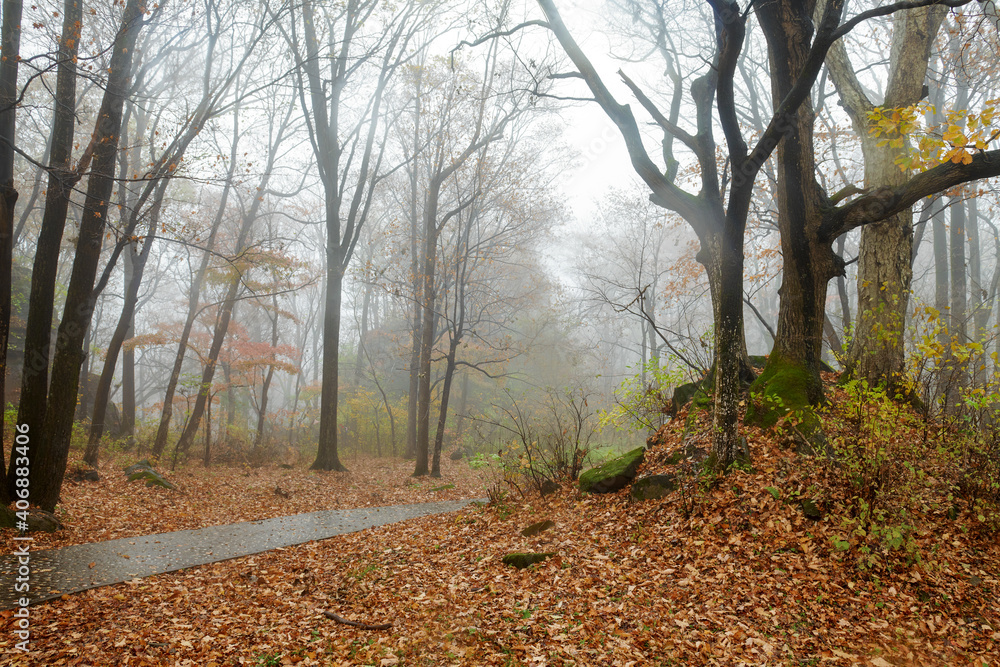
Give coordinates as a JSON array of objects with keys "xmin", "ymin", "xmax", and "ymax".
[
  {"xmin": 32, "ymin": 0, "xmax": 145, "ymax": 511},
  {"xmin": 82, "ymin": 179, "xmax": 166, "ymax": 467},
  {"xmin": 0, "ymin": 0, "xmax": 23, "ymax": 502},
  {"xmin": 8, "ymin": 0, "xmax": 82, "ymax": 498},
  {"xmin": 827, "ymin": 4, "xmax": 944, "ymax": 387}
]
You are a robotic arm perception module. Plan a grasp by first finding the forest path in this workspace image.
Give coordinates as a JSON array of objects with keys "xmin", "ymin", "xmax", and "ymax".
[{"xmin": 0, "ymin": 498, "xmax": 482, "ymax": 610}]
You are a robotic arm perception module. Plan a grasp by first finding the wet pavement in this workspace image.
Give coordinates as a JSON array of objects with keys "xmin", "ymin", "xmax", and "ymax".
[{"xmin": 0, "ymin": 498, "xmax": 483, "ymax": 610}]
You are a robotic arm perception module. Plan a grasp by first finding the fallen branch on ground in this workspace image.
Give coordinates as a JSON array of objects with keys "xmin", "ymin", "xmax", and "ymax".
[{"xmin": 315, "ymin": 608, "xmax": 392, "ymax": 630}]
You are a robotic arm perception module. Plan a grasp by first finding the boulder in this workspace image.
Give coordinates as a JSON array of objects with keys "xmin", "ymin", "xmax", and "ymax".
[
  {"xmin": 70, "ymin": 467, "xmax": 100, "ymax": 483},
  {"xmin": 578, "ymin": 447, "xmax": 645, "ymax": 494},
  {"xmin": 670, "ymin": 381, "xmax": 701, "ymax": 414},
  {"xmin": 0, "ymin": 506, "xmax": 63, "ymax": 533},
  {"xmin": 502, "ymin": 552, "xmax": 555, "ymax": 569},
  {"xmin": 127, "ymin": 468, "xmax": 178, "ymax": 490},
  {"xmin": 631, "ymin": 474, "xmax": 677, "ymax": 501},
  {"xmin": 123, "ymin": 459, "xmax": 154, "ymax": 475},
  {"xmin": 521, "ymin": 519, "xmax": 555, "ymax": 537},
  {"xmin": 449, "ymin": 449, "xmax": 464, "ymax": 461}
]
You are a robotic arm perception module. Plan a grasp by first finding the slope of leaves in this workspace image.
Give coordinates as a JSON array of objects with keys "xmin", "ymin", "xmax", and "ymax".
[{"xmin": 1, "ymin": 407, "xmax": 997, "ymax": 666}]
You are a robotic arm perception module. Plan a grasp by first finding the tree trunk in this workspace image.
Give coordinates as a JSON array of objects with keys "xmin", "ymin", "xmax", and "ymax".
[
  {"xmin": 827, "ymin": 4, "xmax": 944, "ymax": 387},
  {"xmin": 31, "ymin": 0, "xmax": 145, "ymax": 512},
  {"xmin": 82, "ymin": 181, "xmax": 165, "ymax": 467},
  {"xmin": 175, "ymin": 278, "xmax": 240, "ymax": 456},
  {"xmin": 754, "ymin": 0, "xmax": 841, "ymax": 415},
  {"xmin": 0, "ymin": 0, "xmax": 23, "ymax": 502},
  {"xmin": 253, "ymin": 294, "xmax": 281, "ymax": 451},
  {"xmin": 151, "ymin": 115, "xmax": 239, "ymax": 458},
  {"xmin": 8, "ymin": 0, "xmax": 82, "ymax": 498},
  {"xmin": 946, "ymin": 195, "xmax": 968, "ymax": 403},
  {"xmin": 312, "ymin": 267, "xmax": 347, "ymax": 471},
  {"xmin": 431, "ymin": 334, "xmax": 461, "ymax": 477}
]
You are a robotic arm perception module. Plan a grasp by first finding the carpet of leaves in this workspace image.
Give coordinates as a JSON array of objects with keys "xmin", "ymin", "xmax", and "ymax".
[
  {"xmin": 1, "ymin": 416, "xmax": 998, "ymax": 666},
  {"xmin": 0, "ymin": 453, "xmax": 487, "ymax": 554}
]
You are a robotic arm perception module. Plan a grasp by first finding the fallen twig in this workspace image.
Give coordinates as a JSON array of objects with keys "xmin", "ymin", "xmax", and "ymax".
[{"xmin": 316, "ymin": 608, "xmax": 392, "ymax": 631}]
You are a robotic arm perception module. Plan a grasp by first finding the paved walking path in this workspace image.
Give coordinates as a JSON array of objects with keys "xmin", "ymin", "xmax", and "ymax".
[{"xmin": 0, "ymin": 498, "xmax": 483, "ymax": 610}]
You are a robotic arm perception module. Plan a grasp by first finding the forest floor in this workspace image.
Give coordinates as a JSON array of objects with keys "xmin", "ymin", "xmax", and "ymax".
[{"xmin": 1, "ymin": 398, "xmax": 998, "ymax": 666}]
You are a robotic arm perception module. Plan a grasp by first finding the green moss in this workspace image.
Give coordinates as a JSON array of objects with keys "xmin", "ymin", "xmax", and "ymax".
[
  {"xmin": 578, "ymin": 447, "xmax": 645, "ymax": 494},
  {"xmin": 745, "ymin": 353, "xmax": 817, "ymax": 429}
]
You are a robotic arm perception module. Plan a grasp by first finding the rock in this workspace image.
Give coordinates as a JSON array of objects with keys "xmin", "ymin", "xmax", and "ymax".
[
  {"xmin": 70, "ymin": 467, "xmax": 100, "ymax": 483},
  {"xmin": 578, "ymin": 447, "xmax": 645, "ymax": 494},
  {"xmin": 631, "ymin": 474, "xmax": 677, "ymax": 501},
  {"xmin": 449, "ymin": 449, "xmax": 464, "ymax": 461},
  {"xmin": 539, "ymin": 479, "xmax": 560, "ymax": 496},
  {"xmin": 429, "ymin": 484, "xmax": 455, "ymax": 492},
  {"xmin": 279, "ymin": 463, "xmax": 294, "ymax": 469},
  {"xmin": 502, "ymin": 552, "xmax": 555, "ymax": 569},
  {"xmin": 123, "ymin": 459, "xmax": 154, "ymax": 475},
  {"xmin": 670, "ymin": 381, "xmax": 701, "ymax": 414},
  {"xmin": 521, "ymin": 520, "xmax": 555, "ymax": 537},
  {"xmin": 127, "ymin": 468, "xmax": 178, "ymax": 490},
  {"xmin": 800, "ymin": 497, "xmax": 822, "ymax": 520},
  {"xmin": 0, "ymin": 506, "xmax": 63, "ymax": 533}
]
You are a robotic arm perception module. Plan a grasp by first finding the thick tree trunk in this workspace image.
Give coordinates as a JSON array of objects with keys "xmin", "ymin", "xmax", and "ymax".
[
  {"xmin": 710, "ymin": 226, "xmax": 749, "ymax": 467},
  {"xmin": 754, "ymin": 1, "xmax": 840, "ymax": 413},
  {"xmin": 31, "ymin": 0, "xmax": 144, "ymax": 511},
  {"xmin": 0, "ymin": 0, "xmax": 23, "ymax": 502},
  {"xmin": 8, "ymin": 0, "xmax": 82, "ymax": 498},
  {"xmin": 414, "ymin": 187, "xmax": 440, "ymax": 477},
  {"xmin": 828, "ymin": 5, "xmax": 944, "ymax": 387}
]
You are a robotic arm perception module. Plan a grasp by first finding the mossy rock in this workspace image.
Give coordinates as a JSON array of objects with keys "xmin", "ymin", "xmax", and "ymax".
[
  {"xmin": 671, "ymin": 381, "xmax": 701, "ymax": 413},
  {"xmin": 745, "ymin": 353, "xmax": 825, "ymax": 439},
  {"xmin": 502, "ymin": 552, "xmax": 555, "ymax": 569},
  {"xmin": 578, "ymin": 447, "xmax": 645, "ymax": 494},
  {"xmin": 631, "ymin": 474, "xmax": 677, "ymax": 501},
  {"xmin": 429, "ymin": 484, "xmax": 455, "ymax": 492},
  {"xmin": 449, "ymin": 449, "xmax": 465, "ymax": 461},
  {"xmin": 521, "ymin": 519, "xmax": 556, "ymax": 537},
  {"xmin": 123, "ymin": 459, "xmax": 154, "ymax": 475},
  {"xmin": 127, "ymin": 468, "xmax": 178, "ymax": 490},
  {"xmin": 0, "ymin": 506, "xmax": 63, "ymax": 533}
]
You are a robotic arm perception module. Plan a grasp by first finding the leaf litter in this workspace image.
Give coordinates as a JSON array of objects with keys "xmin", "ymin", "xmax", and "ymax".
[{"xmin": 0, "ymin": 414, "xmax": 997, "ymax": 666}]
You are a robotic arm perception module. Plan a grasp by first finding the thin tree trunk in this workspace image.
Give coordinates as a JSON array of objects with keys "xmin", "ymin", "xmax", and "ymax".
[
  {"xmin": 82, "ymin": 180, "xmax": 166, "ymax": 467},
  {"xmin": 253, "ymin": 293, "xmax": 281, "ymax": 451},
  {"xmin": 151, "ymin": 109, "xmax": 241, "ymax": 458},
  {"xmin": 431, "ymin": 337, "xmax": 460, "ymax": 477}
]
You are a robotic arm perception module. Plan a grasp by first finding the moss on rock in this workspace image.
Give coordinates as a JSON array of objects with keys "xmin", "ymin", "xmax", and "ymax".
[
  {"xmin": 578, "ymin": 447, "xmax": 645, "ymax": 494},
  {"xmin": 745, "ymin": 353, "xmax": 817, "ymax": 429}
]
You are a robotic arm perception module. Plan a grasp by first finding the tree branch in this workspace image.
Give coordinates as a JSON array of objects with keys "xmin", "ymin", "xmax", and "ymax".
[{"xmin": 822, "ymin": 149, "xmax": 1000, "ymax": 240}]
